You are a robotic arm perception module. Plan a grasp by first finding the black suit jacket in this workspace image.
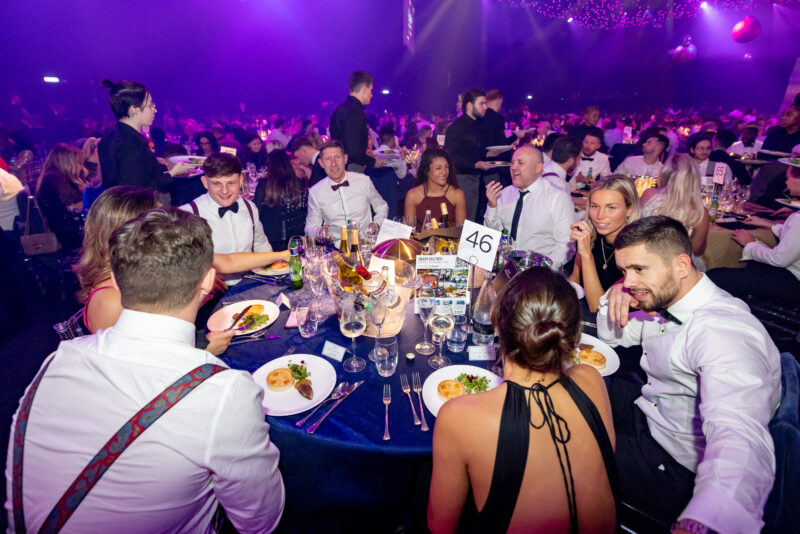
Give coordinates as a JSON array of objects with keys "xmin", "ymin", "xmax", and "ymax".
[
  {"xmin": 709, "ymin": 149, "xmax": 751, "ymax": 185},
  {"xmin": 98, "ymin": 122, "xmax": 173, "ymax": 191},
  {"xmin": 480, "ymin": 108, "xmax": 515, "ymax": 148},
  {"xmin": 329, "ymin": 96, "xmax": 375, "ymax": 168},
  {"xmin": 444, "ymin": 114, "xmax": 483, "ymax": 175}
]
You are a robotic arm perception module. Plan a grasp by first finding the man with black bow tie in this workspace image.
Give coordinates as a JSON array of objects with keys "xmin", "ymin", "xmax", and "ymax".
[
  {"xmin": 571, "ymin": 126, "xmax": 611, "ymax": 189},
  {"xmin": 180, "ymin": 153, "xmax": 272, "ymax": 262},
  {"xmin": 305, "ymin": 140, "xmax": 388, "ymax": 243}
]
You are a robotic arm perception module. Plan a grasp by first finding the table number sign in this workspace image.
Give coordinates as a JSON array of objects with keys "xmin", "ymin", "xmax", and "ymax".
[
  {"xmin": 713, "ymin": 163, "xmax": 727, "ymax": 185},
  {"xmin": 456, "ymin": 220, "xmax": 501, "ymax": 272}
]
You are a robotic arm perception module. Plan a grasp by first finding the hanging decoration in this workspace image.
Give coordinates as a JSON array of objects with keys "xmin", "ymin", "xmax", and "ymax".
[{"xmin": 731, "ymin": 15, "xmax": 762, "ymax": 43}]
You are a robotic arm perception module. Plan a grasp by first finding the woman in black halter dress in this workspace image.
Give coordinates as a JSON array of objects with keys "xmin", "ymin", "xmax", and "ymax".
[{"xmin": 429, "ymin": 268, "xmax": 618, "ymax": 534}]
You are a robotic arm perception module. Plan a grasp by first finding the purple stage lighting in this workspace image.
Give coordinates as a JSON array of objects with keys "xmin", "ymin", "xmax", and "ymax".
[{"xmin": 700, "ymin": 1, "xmax": 709, "ymax": 8}]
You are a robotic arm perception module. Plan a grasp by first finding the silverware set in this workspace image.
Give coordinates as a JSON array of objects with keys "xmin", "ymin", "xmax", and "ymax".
[
  {"xmin": 229, "ymin": 331, "xmax": 280, "ymax": 346},
  {"xmin": 303, "ymin": 381, "xmax": 364, "ymax": 434},
  {"xmin": 243, "ymin": 274, "xmax": 290, "ymax": 285},
  {"xmin": 383, "ymin": 373, "xmax": 429, "ymax": 439},
  {"xmin": 412, "ymin": 372, "xmax": 429, "ymax": 432},
  {"xmin": 400, "ymin": 374, "xmax": 421, "ymax": 426}
]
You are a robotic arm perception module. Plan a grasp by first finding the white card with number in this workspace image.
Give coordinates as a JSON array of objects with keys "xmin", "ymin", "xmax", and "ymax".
[
  {"xmin": 457, "ymin": 220, "xmax": 501, "ymax": 272},
  {"xmin": 713, "ymin": 163, "xmax": 727, "ymax": 185}
]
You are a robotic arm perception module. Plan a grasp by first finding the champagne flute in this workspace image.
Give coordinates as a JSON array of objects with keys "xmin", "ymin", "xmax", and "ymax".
[
  {"xmin": 368, "ymin": 297, "xmax": 387, "ymax": 362},
  {"xmin": 428, "ymin": 303, "xmax": 454, "ymax": 369},
  {"xmin": 304, "ymin": 263, "xmax": 326, "ymax": 321},
  {"xmin": 415, "ymin": 288, "xmax": 436, "ymax": 355},
  {"xmin": 340, "ymin": 301, "xmax": 367, "ymax": 373}
]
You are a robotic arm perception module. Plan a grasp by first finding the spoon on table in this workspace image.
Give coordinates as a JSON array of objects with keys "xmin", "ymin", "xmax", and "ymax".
[{"xmin": 295, "ymin": 382, "xmax": 349, "ymax": 427}]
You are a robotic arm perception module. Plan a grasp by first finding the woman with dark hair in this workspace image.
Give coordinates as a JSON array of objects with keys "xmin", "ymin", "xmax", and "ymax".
[
  {"xmin": 429, "ymin": 267, "xmax": 617, "ymax": 534},
  {"xmin": 35, "ymin": 143, "xmax": 88, "ymax": 250},
  {"xmin": 238, "ymin": 132, "xmax": 268, "ymax": 170},
  {"xmin": 403, "ymin": 147, "xmax": 466, "ymax": 230},
  {"xmin": 193, "ymin": 130, "xmax": 220, "ymax": 157},
  {"xmin": 254, "ymin": 150, "xmax": 307, "ymax": 250},
  {"xmin": 97, "ymin": 79, "xmax": 191, "ymax": 191}
]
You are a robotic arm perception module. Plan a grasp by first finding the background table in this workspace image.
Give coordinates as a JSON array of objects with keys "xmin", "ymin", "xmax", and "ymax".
[{"xmin": 703, "ymin": 222, "xmax": 778, "ymax": 271}]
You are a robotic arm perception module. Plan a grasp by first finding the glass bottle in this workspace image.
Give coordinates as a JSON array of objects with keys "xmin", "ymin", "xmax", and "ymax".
[
  {"xmin": 330, "ymin": 251, "xmax": 365, "ymax": 286},
  {"xmin": 472, "ymin": 272, "xmax": 497, "ymax": 345},
  {"xmin": 440, "ymin": 202, "xmax": 450, "ymax": 229},
  {"xmin": 421, "ymin": 210, "xmax": 432, "ymax": 232},
  {"xmin": 289, "ymin": 246, "xmax": 303, "ymax": 290}
]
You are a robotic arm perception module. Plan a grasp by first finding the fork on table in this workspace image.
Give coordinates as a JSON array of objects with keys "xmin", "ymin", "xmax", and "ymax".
[
  {"xmin": 400, "ymin": 374, "xmax": 421, "ymax": 426},
  {"xmin": 412, "ymin": 372, "xmax": 429, "ymax": 432},
  {"xmin": 383, "ymin": 384, "xmax": 391, "ymax": 441}
]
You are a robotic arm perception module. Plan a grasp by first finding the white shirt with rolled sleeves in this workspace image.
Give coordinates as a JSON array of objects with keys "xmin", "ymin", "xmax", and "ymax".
[
  {"xmin": 304, "ymin": 171, "xmax": 388, "ymax": 241},
  {"xmin": 742, "ymin": 211, "xmax": 800, "ymax": 281},
  {"xmin": 614, "ymin": 155, "xmax": 663, "ymax": 178},
  {"xmin": 483, "ymin": 177, "xmax": 574, "ymax": 269},
  {"xmin": 179, "ymin": 194, "xmax": 272, "ymax": 254},
  {"xmin": 596, "ymin": 274, "xmax": 781, "ymax": 533},
  {"xmin": 4, "ymin": 309, "xmax": 285, "ymax": 534}
]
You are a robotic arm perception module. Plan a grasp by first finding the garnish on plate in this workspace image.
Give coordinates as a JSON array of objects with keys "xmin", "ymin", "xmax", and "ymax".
[
  {"xmin": 288, "ymin": 360, "xmax": 310, "ymax": 381},
  {"xmin": 456, "ymin": 373, "xmax": 490, "ymax": 395}
]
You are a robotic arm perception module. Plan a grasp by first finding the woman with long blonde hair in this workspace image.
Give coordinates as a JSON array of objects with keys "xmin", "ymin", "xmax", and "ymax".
[
  {"xmin": 35, "ymin": 143, "xmax": 88, "ymax": 249},
  {"xmin": 569, "ymin": 175, "xmax": 640, "ymax": 311},
  {"xmin": 74, "ymin": 186, "xmax": 289, "ymax": 353},
  {"xmin": 640, "ymin": 153, "xmax": 710, "ymax": 257}
]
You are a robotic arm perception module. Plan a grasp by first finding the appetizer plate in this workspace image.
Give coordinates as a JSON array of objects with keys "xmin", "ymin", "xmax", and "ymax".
[
  {"xmin": 761, "ymin": 149, "xmax": 792, "ymax": 157},
  {"xmin": 486, "ymin": 145, "xmax": 514, "ymax": 152},
  {"xmin": 252, "ymin": 263, "xmax": 291, "ymax": 276},
  {"xmin": 777, "ymin": 157, "xmax": 800, "ymax": 167},
  {"xmin": 774, "ymin": 198, "xmax": 800, "ymax": 210},
  {"xmin": 169, "ymin": 155, "xmax": 206, "ymax": 166},
  {"xmin": 422, "ymin": 365, "xmax": 503, "ymax": 417},
  {"xmin": 573, "ymin": 334, "xmax": 619, "ymax": 377},
  {"xmin": 251, "ymin": 354, "xmax": 336, "ymax": 416},
  {"xmin": 207, "ymin": 299, "xmax": 279, "ymax": 336}
]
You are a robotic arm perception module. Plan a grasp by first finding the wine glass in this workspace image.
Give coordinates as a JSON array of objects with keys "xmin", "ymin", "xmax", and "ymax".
[
  {"xmin": 304, "ymin": 263, "xmax": 327, "ymax": 321},
  {"xmin": 368, "ymin": 297, "xmax": 387, "ymax": 362},
  {"xmin": 340, "ymin": 301, "xmax": 367, "ymax": 373},
  {"xmin": 718, "ymin": 190, "xmax": 733, "ymax": 217},
  {"xmin": 315, "ymin": 225, "xmax": 333, "ymax": 252},
  {"xmin": 415, "ymin": 288, "xmax": 436, "ymax": 355},
  {"xmin": 364, "ymin": 222, "xmax": 380, "ymax": 246},
  {"xmin": 428, "ymin": 303, "xmax": 454, "ymax": 369}
]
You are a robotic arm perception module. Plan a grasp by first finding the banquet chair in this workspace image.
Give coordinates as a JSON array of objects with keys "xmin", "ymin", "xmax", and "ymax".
[{"xmin": 53, "ymin": 307, "xmax": 86, "ymax": 341}]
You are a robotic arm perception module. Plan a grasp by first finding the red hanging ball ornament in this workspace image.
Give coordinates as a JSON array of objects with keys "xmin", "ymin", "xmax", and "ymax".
[
  {"xmin": 672, "ymin": 35, "xmax": 697, "ymax": 64},
  {"xmin": 731, "ymin": 16, "xmax": 761, "ymax": 43}
]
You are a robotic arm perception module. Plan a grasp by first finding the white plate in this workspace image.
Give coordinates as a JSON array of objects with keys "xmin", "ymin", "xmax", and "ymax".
[
  {"xmin": 573, "ymin": 333, "xmax": 619, "ymax": 377},
  {"xmin": 761, "ymin": 149, "xmax": 792, "ymax": 157},
  {"xmin": 207, "ymin": 299, "xmax": 279, "ymax": 336},
  {"xmin": 774, "ymin": 198, "xmax": 800, "ymax": 210},
  {"xmin": 777, "ymin": 157, "xmax": 800, "ymax": 167},
  {"xmin": 569, "ymin": 281, "xmax": 585, "ymax": 300},
  {"xmin": 422, "ymin": 365, "xmax": 503, "ymax": 418},
  {"xmin": 486, "ymin": 145, "xmax": 513, "ymax": 152},
  {"xmin": 169, "ymin": 155, "xmax": 206, "ymax": 166},
  {"xmin": 252, "ymin": 263, "xmax": 291, "ymax": 276},
  {"xmin": 489, "ymin": 161, "xmax": 510, "ymax": 167},
  {"xmin": 251, "ymin": 355, "xmax": 336, "ymax": 416}
]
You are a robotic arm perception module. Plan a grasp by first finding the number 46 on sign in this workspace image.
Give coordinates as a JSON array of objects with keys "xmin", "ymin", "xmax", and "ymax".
[{"xmin": 456, "ymin": 220, "xmax": 502, "ymax": 272}]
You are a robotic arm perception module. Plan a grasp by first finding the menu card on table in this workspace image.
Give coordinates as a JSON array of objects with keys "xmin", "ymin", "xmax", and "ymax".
[{"xmin": 415, "ymin": 255, "xmax": 471, "ymax": 315}]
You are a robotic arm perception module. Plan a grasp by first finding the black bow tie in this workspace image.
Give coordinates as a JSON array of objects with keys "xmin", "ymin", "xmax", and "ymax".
[
  {"xmin": 656, "ymin": 308, "xmax": 683, "ymax": 325},
  {"xmin": 218, "ymin": 202, "xmax": 239, "ymax": 218},
  {"xmin": 331, "ymin": 180, "xmax": 349, "ymax": 191},
  {"xmin": 581, "ymin": 156, "xmax": 594, "ymax": 161}
]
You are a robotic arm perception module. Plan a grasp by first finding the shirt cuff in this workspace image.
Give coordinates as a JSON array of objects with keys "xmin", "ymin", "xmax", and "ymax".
[
  {"xmin": 679, "ymin": 485, "xmax": 764, "ymax": 534},
  {"xmin": 741, "ymin": 241, "xmax": 759, "ymax": 261},
  {"xmin": 771, "ymin": 224, "xmax": 782, "ymax": 237}
]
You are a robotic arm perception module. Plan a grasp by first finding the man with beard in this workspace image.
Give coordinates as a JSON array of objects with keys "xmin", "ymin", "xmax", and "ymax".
[
  {"xmin": 570, "ymin": 126, "xmax": 611, "ymax": 189},
  {"xmin": 598, "ymin": 216, "xmax": 781, "ymax": 534}
]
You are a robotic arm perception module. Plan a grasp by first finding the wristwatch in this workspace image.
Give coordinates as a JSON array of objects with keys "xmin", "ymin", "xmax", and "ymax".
[{"xmin": 671, "ymin": 518, "xmax": 712, "ymax": 534}]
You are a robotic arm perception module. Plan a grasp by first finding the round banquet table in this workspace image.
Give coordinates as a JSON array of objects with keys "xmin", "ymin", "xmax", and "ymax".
[
  {"xmin": 703, "ymin": 221, "xmax": 778, "ymax": 271},
  {"xmin": 215, "ymin": 278, "xmax": 497, "ymax": 533}
]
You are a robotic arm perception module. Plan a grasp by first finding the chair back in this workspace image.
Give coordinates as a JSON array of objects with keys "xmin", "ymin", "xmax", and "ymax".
[
  {"xmin": 764, "ymin": 352, "xmax": 800, "ymax": 533},
  {"xmin": 53, "ymin": 307, "xmax": 86, "ymax": 341}
]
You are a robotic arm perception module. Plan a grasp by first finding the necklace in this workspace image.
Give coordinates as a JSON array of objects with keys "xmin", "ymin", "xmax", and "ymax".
[{"xmin": 600, "ymin": 239, "xmax": 615, "ymax": 270}]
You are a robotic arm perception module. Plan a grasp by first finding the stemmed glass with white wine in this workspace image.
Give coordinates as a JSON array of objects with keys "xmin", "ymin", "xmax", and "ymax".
[
  {"xmin": 415, "ymin": 287, "xmax": 435, "ymax": 356},
  {"xmin": 340, "ymin": 299, "xmax": 367, "ymax": 373},
  {"xmin": 428, "ymin": 302, "xmax": 454, "ymax": 369}
]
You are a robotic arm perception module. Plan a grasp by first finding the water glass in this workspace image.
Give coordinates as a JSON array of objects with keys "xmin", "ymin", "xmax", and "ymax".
[
  {"xmin": 375, "ymin": 336, "xmax": 399, "ymax": 377},
  {"xmin": 293, "ymin": 306, "xmax": 317, "ymax": 338},
  {"xmin": 446, "ymin": 314, "xmax": 469, "ymax": 353}
]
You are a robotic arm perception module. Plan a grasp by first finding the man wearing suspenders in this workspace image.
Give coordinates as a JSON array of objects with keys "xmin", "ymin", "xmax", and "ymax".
[{"xmin": 6, "ymin": 208, "xmax": 284, "ymax": 533}]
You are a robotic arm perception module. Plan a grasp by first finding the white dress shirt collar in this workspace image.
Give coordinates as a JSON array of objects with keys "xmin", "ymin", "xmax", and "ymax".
[{"xmin": 114, "ymin": 308, "xmax": 197, "ymax": 347}]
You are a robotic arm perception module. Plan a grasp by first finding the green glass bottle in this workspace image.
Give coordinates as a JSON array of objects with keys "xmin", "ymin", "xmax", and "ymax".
[{"xmin": 289, "ymin": 245, "xmax": 303, "ymax": 290}]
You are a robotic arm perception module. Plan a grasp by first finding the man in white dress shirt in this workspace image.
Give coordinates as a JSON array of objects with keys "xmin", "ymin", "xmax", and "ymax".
[
  {"xmin": 729, "ymin": 124, "xmax": 763, "ymax": 158},
  {"xmin": 305, "ymin": 140, "xmax": 388, "ymax": 242},
  {"xmin": 6, "ymin": 208, "xmax": 284, "ymax": 533},
  {"xmin": 599, "ymin": 216, "xmax": 781, "ymax": 534},
  {"xmin": 614, "ymin": 132, "xmax": 668, "ymax": 178},
  {"xmin": 484, "ymin": 145, "xmax": 574, "ymax": 268},
  {"xmin": 180, "ymin": 154, "xmax": 272, "ymax": 282},
  {"xmin": 541, "ymin": 135, "xmax": 581, "ymax": 194},
  {"xmin": 689, "ymin": 132, "xmax": 733, "ymax": 189},
  {"xmin": 571, "ymin": 126, "xmax": 612, "ymax": 188}
]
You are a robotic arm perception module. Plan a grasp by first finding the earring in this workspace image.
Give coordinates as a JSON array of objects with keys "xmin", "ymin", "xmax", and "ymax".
[{"xmin": 625, "ymin": 217, "xmax": 630, "ymax": 223}]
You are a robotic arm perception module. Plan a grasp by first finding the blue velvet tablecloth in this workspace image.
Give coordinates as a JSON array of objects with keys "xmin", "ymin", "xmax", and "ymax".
[{"xmin": 216, "ymin": 279, "xmax": 496, "ymax": 533}]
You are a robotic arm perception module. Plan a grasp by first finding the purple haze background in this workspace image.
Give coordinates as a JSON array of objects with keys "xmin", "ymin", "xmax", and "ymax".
[{"xmin": 1, "ymin": 0, "xmax": 799, "ymax": 122}]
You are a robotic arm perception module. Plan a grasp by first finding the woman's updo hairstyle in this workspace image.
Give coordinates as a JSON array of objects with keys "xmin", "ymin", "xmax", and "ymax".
[
  {"xmin": 491, "ymin": 267, "xmax": 581, "ymax": 373},
  {"xmin": 102, "ymin": 79, "xmax": 150, "ymax": 119}
]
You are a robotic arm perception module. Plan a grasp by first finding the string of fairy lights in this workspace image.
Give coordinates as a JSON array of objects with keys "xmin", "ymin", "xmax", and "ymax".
[{"xmin": 494, "ymin": 0, "xmax": 799, "ymax": 29}]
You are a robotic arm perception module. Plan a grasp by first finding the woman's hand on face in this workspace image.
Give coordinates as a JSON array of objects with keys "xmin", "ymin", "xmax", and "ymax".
[{"xmin": 570, "ymin": 222, "xmax": 593, "ymax": 257}]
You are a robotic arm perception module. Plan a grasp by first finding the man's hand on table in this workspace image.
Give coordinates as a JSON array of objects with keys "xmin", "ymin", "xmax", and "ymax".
[
  {"xmin": 206, "ymin": 329, "xmax": 236, "ymax": 356},
  {"xmin": 731, "ymin": 229, "xmax": 756, "ymax": 246},
  {"xmin": 743, "ymin": 215, "xmax": 774, "ymax": 229}
]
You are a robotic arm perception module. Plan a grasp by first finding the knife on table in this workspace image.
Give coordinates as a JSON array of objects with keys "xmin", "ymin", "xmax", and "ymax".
[
  {"xmin": 228, "ymin": 304, "xmax": 253, "ymax": 330},
  {"xmin": 306, "ymin": 381, "xmax": 364, "ymax": 434}
]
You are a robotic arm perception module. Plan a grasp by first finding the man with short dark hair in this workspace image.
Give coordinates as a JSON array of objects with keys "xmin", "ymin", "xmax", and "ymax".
[
  {"xmin": 444, "ymin": 88, "xmax": 499, "ymax": 221},
  {"xmin": 329, "ymin": 70, "xmax": 384, "ymax": 172},
  {"xmin": 688, "ymin": 132, "xmax": 733, "ymax": 189},
  {"xmin": 759, "ymin": 103, "xmax": 800, "ymax": 159},
  {"xmin": 571, "ymin": 126, "xmax": 612, "ymax": 188},
  {"xmin": 729, "ymin": 124, "xmax": 763, "ymax": 158},
  {"xmin": 6, "ymin": 208, "xmax": 285, "ymax": 533},
  {"xmin": 480, "ymin": 89, "xmax": 524, "ymax": 149},
  {"xmin": 290, "ymin": 136, "xmax": 326, "ymax": 188},
  {"xmin": 614, "ymin": 132, "xmax": 668, "ymax": 178},
  {"xmin": 179, "ymin": 153, "xmax": 272, "ymax": 281},
  {"xmin": 541, "ymin": 135, "xmax": 581, "ymax": 194},
  {"xmin": 305, "ymin": 140, "xmax": 388, "ymax": 243},
  {"xmin": 710, "ymin": 128, "xmax": 751, "ymax": 184},
  {"xmin": 599, "ymin": 215, "xmax": 780, "ymax": 533},
  {"xmin": 266, "ymin": 118, "xmax": 290, "ymax": 149},
  {"xmin": 375, "ymin": 126, "xmax": 407, "ymax": 180},
  {"xmin": 569, "ymin": 105, "xmax": 604, "ymax": 150}
]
